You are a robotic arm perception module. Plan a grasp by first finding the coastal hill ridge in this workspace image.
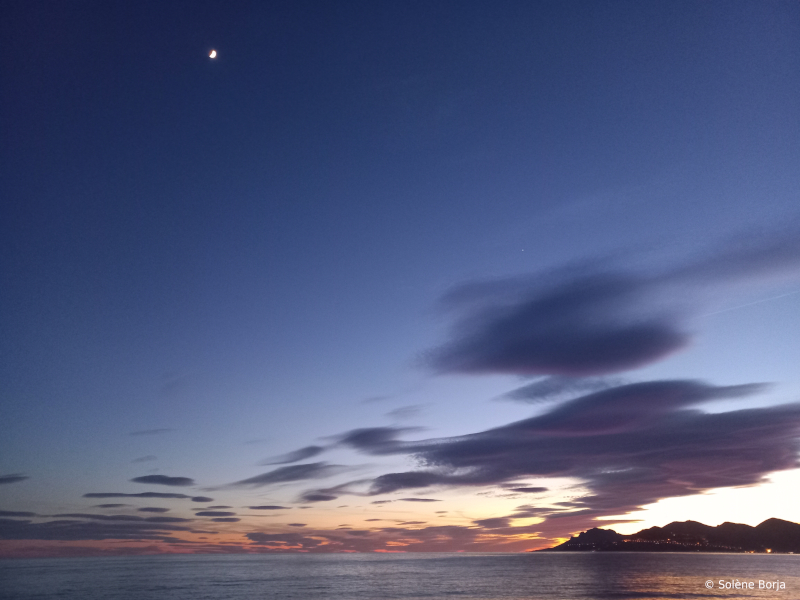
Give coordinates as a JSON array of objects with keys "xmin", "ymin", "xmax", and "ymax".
[{"xmin": 537, "ymin": 518, "xmax": 800, "ymax": 553}]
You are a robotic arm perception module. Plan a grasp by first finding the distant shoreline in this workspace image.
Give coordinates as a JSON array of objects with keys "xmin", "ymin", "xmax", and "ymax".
[{"xmin": 535, "ymin": 518, "xmax": 800, "ymax": 554}]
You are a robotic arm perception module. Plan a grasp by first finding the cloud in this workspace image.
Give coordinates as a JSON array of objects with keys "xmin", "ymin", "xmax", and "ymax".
[
  {"xmin": 385, "ymin": 405, "xmax": 424, "ymax": 421},
  {"xmin": 132, "ymin": 455, "xmax": 157, "ymax": 463},
  {"xmin": 195, "ymin": 511, "xmax": 236, "ymax": 517},
  {"xmin": 501, "ymin": 380, "xmax": 768, "ymax": 437},
  {"xmin": 259, "ymin": 446, "xmax": 326, "ymax": 465},
  {"xmin": 288, "ymin": 523, "xmax": 307, "ymax": 527},
  {"xmin": 0, "ymin": 511, "xmax": 35, "ymax": 518},
  {"xmin": 342, "ymin": 380, "xmax": 800, "ymax": 532},
  {"xmin": 83, "ymin": 492, "xmax": 213, "ymax": 503},
  {"xmin": 248, "ymin": 505, "xmax": 290, "ymax": 510},
  {"xmin": 244, "ymin": 522, "xmax": 550, "ymax": 553},
  {"xmin": 398, "ymin": 498, "xmax": 441, "ymax": 502},
  {"xmin": 255, "ymin": 232, "xmax": 800, "ymax": 546},
  {"xmin": 247, "ymin": 532, "xmax": 325, "ymax": 549},
  {"xmin": 211, "ymin": 517, "xmax": 240, "ymax": 522},
  {"xmin": 0, "ymin": 474, "xmax": 29, "ymax": 485},
  {"xmin": 137, "ymin": 507, "xmax": 170, "ymax": 513},
  {"xmin": 94, "ymin": 504, "xmax": 128, "ymax": 508},
  {"xmin": 130, "ymin": 475, "xmax": 195, "ymax": 487},
  {"xmin": 84, "ymin": 492, "xmax": 192, "ymax": 499},
  {"xmin": 502, "ymin": 376, "xmax": 622, "ymax": 403},
  {"xmin": 129, "ymin": 429, "xmax": 173, "ymax": 436},
  {"xmin": 427, "ymin": 231, "xmax": 800, "ymax": 377},
  {"xmin": 473, "ymin": 517, "xmax": 510, "ymax": 529},
  {"xmin": 0, "ymin": 517, "xmax": 195, "ymax": 542},
  {"xmin": 428, "ymin": 273, "xmax": 687, "ymax": 376},
  {"xmin": 673, "ymin": 227, "xmax": 800, "ymax": 284},
  {"xmin": 336, "ymin": 427, "xmax": 418, "ymax": 455},
  {"xmin": 51, "ymin": 513, "xmax": 192, "ymax": 523},
  {"xmin": 231, "ymin": 463, "xmax": 344, "ymax": 488},
  {"xmin": 299, "ymin": 493, "xmax": 338, "ymax": 503}
]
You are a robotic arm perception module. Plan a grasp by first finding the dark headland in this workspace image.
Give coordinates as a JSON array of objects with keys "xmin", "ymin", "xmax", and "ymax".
[{"xmin": 537, "ymin": 518, "xmax": 800, "ymax": 553}]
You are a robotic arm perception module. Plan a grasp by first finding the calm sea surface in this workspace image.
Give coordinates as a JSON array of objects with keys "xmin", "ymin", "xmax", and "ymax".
[{"xmin": 1, "ymin": 553, "xmax": 798, "ymax": 600}]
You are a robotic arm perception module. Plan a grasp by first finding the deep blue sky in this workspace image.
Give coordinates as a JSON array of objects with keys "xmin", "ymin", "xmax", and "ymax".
[{"xmin": 2, "ymin": 1, "xmax": 800, "ymax": 556}]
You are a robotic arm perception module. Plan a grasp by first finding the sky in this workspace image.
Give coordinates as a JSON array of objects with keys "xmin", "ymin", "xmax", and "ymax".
[{"xmin": 2, "ymin": 0, "xmax": 800, "ymax": 557}]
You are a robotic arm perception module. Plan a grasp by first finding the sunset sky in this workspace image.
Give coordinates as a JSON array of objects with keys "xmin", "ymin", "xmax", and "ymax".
[{"xmin": 2, "ymin": 1, "xmax": 800, "ymax": 557}]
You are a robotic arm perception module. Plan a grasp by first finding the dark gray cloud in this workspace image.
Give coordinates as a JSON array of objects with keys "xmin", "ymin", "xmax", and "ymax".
[
  {"xmin": 94, "ymin": 504, "xmax": 128, "ymax": 508},
  {"xmin": 503, "ymin": 380, "xmax": 767, "ymax": 437},
  {"xmin": 428, "ymin": 232, "xmax": 800, "ymax": 377},
  {"xmin": 503, "ymin": 376, "xmax": 622, "ymax": 403},
  {"xmin": 259, "ymin": 446, "xmax": 326, "ymax": 465},
  {"xmin": 0, "ymin": 510, "xmax": 35, "ymax": 518},
  {"xmin": 343, "ymin": 380, "xmax": 800, "ymax": 531},
  {"xmin": 232, "ymin": 463, "xmax": 344, "ymax": 488},
  {"xmin": 399, "ymin": 498, "xmax": 441, "ymax": 502},
  {"xmin": 205, "ymin": 505, "xmax": 231, "ymax": 509},
  {"xmin": 299, "ymin": 493, "xmax": 338, "ymax": 503},
  {"xmin": 191, "ymin": 496, "xmax": 214, "ymax": 502},
  {"xmin": 211, "ymin": 517, "xmax": 240, "ymax": 522},
  {"xmin": 0, "ymin": 474, "xmax": 29, "ymax": 485},
  {"xmin": 288, "ymin": 523, "xmax": 307, "ymax": 527},
  {"xmin": 129, "ymin": 429, "xmax": 173, "ymax": 436},
  {"xmin": 429, "ymin": 273, "xmax": 688, "ymax": 376},
  {"xmin": 130, "ymin": 475, "xmax": 195, "ymax": 487},
  {"xmin": 337, "ymin": 427, "xmax": 417, "ymax": 455},
  {"xmin": 505, "ymin": 487, "xmax": 548, "ymax": 493},
  {"xmin": 84, "ymin": 492, "xmax": 192, "ymax": 499},
  {"xmin": 195, "ymin": 511, "xmax": 236, "ymax": 517},
  {"xmin": 399, "ymin": 521, "xmax": 426, "ymax": 525},
  {"xmin": 248, "ymin": 505, "xmax": 290, "ymax": 510},
  {"xmin": 137, "ymin": 507, "xmax": 170, "ymax": 513},
  {"xmin": 51, "ymin": 513, "xmax": 192, "ymax": 523},
  {"xmin": 0, "ymin": 517, "xmax": 196, "ymax": 542}
]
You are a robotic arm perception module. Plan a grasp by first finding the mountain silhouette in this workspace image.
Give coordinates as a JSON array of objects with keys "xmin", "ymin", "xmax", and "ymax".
[{"xmin": 539, "ymin": 518, "xmax": 800, "ymax": 553}]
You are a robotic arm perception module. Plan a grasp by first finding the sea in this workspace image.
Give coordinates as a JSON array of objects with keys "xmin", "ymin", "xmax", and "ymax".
[{"xmin": 1, "ymin": 553, "xmax": 798, "ymax": 600}]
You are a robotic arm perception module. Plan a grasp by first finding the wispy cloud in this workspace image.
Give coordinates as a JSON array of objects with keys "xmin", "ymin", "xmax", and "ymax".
[
  {"xmin": 258, "ymin": 446, "xmax": 325, "ymax": 466},
  {"xmin": 0, "ymin": 516, "xmax": 197, "ymax": 542},
  {"xmin": 83, "ymin": 492, "xmax": 213, "ymax": 502},
  {"xmin": 132, "ymin": 455, "xmax": 157, "ymax": 463},
  {"xmin": 0, "ymin": 474, "xmax": 29, "ymax": 485},
  {"xmin": 385, "ymin": 405, "xmax": 425, "ymax": 421},
  {"xmin": 231, "ymin": 463, "xmax": 345, "ymax": 488},
  {"xmin": 502, "ymin": 376, "xmax": 622, "ymax": 403},
  {"xmin": 130, "ymin": 475, "xmax": 195, "ymax": 487}
]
